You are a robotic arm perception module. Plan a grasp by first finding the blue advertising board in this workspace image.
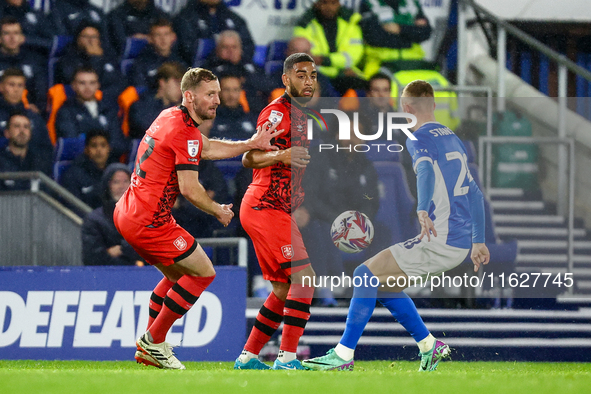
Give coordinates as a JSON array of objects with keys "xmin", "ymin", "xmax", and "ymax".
[{"xmin": 0, "ymin": 266, "xmax": 246, "ymax": 361}]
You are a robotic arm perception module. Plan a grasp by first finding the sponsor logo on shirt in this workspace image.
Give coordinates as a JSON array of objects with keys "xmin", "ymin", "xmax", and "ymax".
[{"xmin": 187, "ymin": 140, "xmax": 200, "ymax": 158}]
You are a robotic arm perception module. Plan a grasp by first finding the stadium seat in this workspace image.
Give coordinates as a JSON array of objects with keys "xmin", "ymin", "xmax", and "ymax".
[
  {"xmin": 253, "ymin": 45, "xmax": 268, "ymax": 67},
  {"xmin": 266, "ymin": 41, "xmax": 287, "ymax": 62},
  {"xmin": 52, "ymin": 136, "xmax": 85, "ymax": 182},
  {"xmin": 193, "ymin": 38, "xmax": 216, "ymax": 67},
  {"xmin": 46, "ymin": 84, "xmax": 103, "ymax": 145},
  {"xmin": 128, "ymin": 138, "xmax": 141, "ymax": 171},
  {"xmin": 214, "ymin": 159, "xmax": 243, "ymax": 183},
  {"xmin": 463, "ymin": 139, "xmax": 477, "ymax": 163},
  {"xmin": 48, "ymin": 35, "xmax": 73, "ymax": 87},
  {"xmin": 122, "ymin": 37, "xmax": 148, "ymax": 60},
  {"xmin": 53, "ymin": 136, "xmax": 85, "ymax": 163},
  {"xmin": 264, "ymin": 60, "xmax": 282, "ymax": 76},
  {"xmin": 364, "ymin": 148, "xmax": 403, "ymax": 163},
  {"xmin": 374, "ymin": 161, "xmax": 419, "ymax": 244}
]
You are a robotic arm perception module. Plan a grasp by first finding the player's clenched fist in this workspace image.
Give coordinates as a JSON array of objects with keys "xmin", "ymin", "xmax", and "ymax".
[{"xmin": 216, "ymin": 203, "xmax": 234, "ymax": 227}]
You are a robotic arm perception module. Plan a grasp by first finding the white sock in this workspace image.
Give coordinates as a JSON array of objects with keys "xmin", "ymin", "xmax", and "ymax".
[
  {"xmin": 238, "ymin": 350, "xmax": 258, "ymax": 363},
  {"xmin": 417, "ymin": 334, "xmax": 436, "ymax": 353},
  {"xmin": 334, "ymin": 343, "xmax": 354, "ymax": 361},
  {"xmin": 277, "ymin": 349, "xmax": 297, "ymax": 363}
]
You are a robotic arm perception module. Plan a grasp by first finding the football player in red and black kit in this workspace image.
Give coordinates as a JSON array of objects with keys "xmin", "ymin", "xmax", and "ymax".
[
  {"xmin": 234, "ymin": 53, "xmax": 317, "ymax": 370},
  {"xmin": 113, "ymin": 68, "xmax": 282, "ymax": 369}
]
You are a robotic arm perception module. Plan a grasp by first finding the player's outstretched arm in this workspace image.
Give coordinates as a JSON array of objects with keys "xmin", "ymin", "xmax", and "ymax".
[
  {"xmin": 242, "ymin": 146, "xmax": 310, "ymax": 169},
  {"xmin": 177, "ymin": 169, "xmax": 234, "ymax": 226},
  {"xmin": 201, "ymin": 121, "xmax": 284, "ymax": 161}
]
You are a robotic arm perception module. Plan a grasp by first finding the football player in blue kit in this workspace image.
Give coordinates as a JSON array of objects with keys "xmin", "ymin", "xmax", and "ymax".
[{"xmin": 303, "ymin": 80, "xmax": 490, "ymax": 372}]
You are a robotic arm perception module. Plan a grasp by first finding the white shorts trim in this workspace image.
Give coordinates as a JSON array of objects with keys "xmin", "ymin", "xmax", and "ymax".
[{"xmin": 388, "ymin": 236, "xmax": 469, "ymax": 279}]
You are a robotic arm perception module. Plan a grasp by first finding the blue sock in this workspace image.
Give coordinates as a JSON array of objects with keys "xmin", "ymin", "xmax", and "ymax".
[
  {"xmin": 340, "ymin": 265, "xmax": 380, "ymax": 349},
  {"xmin": 378, "ymin": 292, "xmax": 430, "ymax": 343}
]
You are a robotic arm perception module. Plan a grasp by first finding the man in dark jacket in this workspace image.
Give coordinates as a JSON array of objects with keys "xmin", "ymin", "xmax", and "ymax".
[
  {"xmin": 0, "ymin": 68, "xmax": 52, "ymax": 157},
  {"xmin": 127, "ymin": 17, "xmax": 186, "ymax": 88},
  {"xmin": 107, "ymin": 0, "xmax": 169, "ymax": 56},
  {"xmin": 0, "ymin": 111, "xmax": 51, "ymax": 190},
  {"xmin": 0, "ymin": 17, "xmax": 48, "ymax": 111},
  {"xmin": 54, "ymin": 21, "xmax": 124, "ymax": 106},
  {"xmin": 50, "ymin": 0, "xmax": 110, "ymax": 49},
  {"xmin": 0, "ymin": 0, "xmax": 54, "ymax": 53},
  {"xmin": 209, "ymin": 73, "xmax": 256, "ymax": 141},
  {"xmin": 81, "ymin": 162, "xmax": 144, "ymax": 266},
  {"xmin": 128, "ymin": 62, "xmax": 184, "ymax": 139},
  {"xmin": 55, "ymin": 66, "xmax": 127, "ymax": 158},
  {"xmin": 174, "ymin": 0, "xmax": 255, "ymax": 64},
  {"xmin": 60, "ymin": 129, "xmax": 113, "ymax": 209}
]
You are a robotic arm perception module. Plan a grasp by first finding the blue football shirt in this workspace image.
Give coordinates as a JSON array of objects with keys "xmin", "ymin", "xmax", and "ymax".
[{"xmin": 406, "ymin": 122, "xmax": 473, "ymax": 249}]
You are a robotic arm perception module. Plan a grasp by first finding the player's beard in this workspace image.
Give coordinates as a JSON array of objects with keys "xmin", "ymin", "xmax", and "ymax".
[
  {"xmin": 288, "ymin": 81, "xmax": 314, "ymax": 104},
  {"xmin": 193, "ymin": 101, "xmax": 217, "ymax": 121}
]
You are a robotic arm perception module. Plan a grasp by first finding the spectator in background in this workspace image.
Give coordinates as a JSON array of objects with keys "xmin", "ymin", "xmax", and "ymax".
[
  {"xmin": 363, "ymin": 72, "xmax": 406, "ymax": 143},
  {"xmin": 203, "ymin": 30, "xmax": 274, "ymax": 114},
  {"xmin": 0, "ymin": 17, "xmax": 48, "ymax": 112},
  {"xmin": 107, "ymin": 0, "xmax": 169, "ymax": 57},
  {"xmin": 0, "ymin": 68, "xmax": 51, "ymax": 157},
  {"xmin": 174, "ymin": 0, "xmax": 255, "ymax": 65},
  {"xmin": 269, "ymin": 37, "xmax": 339, "ymax": 98},
  {"xmin": 0, "ymin": 111, "xmax": 51, "ymax": 190},
  {"xmin": 55, "ymin": 66, "xmax": 127, "ymax": 158},
  {"xmin": 128, "ymin": 17, "xmax": 186, "ymax": 88},
  {"xmin": 0, "ymin": 0, "xmax": 54, "ymax": 54},
  {"xmin": 81, "ymin": 163, "xmax": 144, "ymax": 266},
  {"xmin": 209, "ymin": 73, "xmax": 256, "ymax": 141},
  {"xmin": 60, "ymin": 129, "xmax": 114, "ymax": 209},
  {"xmin": 128, "ymin": 62, "xmax": 184, "ymax": 139},
  {"xmin": 294, "ymin": 0, "xmax": 365, "ymax": 95},
  {"xmin": 359, "ymin": 0, "xmax": 431, "ymax": 77},
  {"xmin": 50, "ymin": 0, "xmax": 110, "ymax": 49},
  {"xmin": 54, "ymin": 21, "xmax": 124, "ymax": 105}
]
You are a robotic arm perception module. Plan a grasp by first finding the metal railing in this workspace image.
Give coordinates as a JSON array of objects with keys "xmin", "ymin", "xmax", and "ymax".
[
  {"xmin": 0, "ymin": 171, "xmax": 92, "ymax": 215},
  {"xmin": 458, "ymin": 0, "xmax": 590, "ymax": 216},
  {"xmin": 196, "ymin": 237, "xmax": 249, "ymax": 268},
  {"xmin": 478, "ymin": 136, "xmax": 576, "ymax": 292}
]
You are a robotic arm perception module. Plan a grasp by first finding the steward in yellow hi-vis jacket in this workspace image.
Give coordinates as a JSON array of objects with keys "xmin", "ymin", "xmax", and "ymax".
[
  {"xmin": 293, "ymin": 0, "xmax": 365, "ymax": 95},
  {"xmin": 359, "ymin": 0, "xmax": 432, "ymax": 78}
]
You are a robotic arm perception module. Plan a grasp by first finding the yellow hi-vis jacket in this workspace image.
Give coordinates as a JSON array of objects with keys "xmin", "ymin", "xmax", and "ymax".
[
  {"xmin": 391, "ymin": 69, "xmax": 461, "ymax": 131},
  {"xmin": 293, "ymin": 8, "xmax": 364, "ymax": 78}
]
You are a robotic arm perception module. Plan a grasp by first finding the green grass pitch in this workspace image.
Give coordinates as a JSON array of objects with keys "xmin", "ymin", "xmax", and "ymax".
[{"xmin": 1, "ymin": 360, "xmax": 590, "ymax": 394}]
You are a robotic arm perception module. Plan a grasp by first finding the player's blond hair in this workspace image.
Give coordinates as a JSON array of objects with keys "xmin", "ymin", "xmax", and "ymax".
[{"xmin": 180, "ymin": 67, "xmax": 218, "ymax": 94}]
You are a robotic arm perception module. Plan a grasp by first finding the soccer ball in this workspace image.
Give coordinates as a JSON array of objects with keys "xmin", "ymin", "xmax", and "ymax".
[{"xmin": 330, "ymin": 210, "xmax": 374, "ymax": 253}]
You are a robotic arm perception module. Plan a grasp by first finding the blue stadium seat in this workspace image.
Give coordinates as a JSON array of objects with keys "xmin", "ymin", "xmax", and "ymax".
[
  {"xmin": 253, "ymin": 45, "xmax": 268, "ymax": 67},
  {"xmin": 267, "ymin": 41, "xmax": 287, "ymax": 62},
  {"xmin": 462, "ymin": 139, "xmax": 477, "ymax": 163},
  {"xmin": 374, "ymin": 161, "xmax": 419, "ymax": 244},
  {"xmin": 52, "ymin": 136, "xmax": 85, "ymax": 182},
  {"xmin": 264, "ymin": 60, "xmax": 282, "ymax": 76},
  {"xmin": 213, "ymin": 159, "xmax": 243, "ymax": 183},
  {"xmin": 122, "ymin": 37, "xmax": 148, "ymax": 60},
  {"xmin": 53, "ymin": 136, "xmax": 85, "ymax": 162},
  {"xmin": 128, "ymin": 138, "xmax": 141, "ymax": 171},
  {"xmin": 193, "ymin": 38, "xmax": 216, "ymax": 67},
  {"xmin": 48, "ymin": 35, "xmax": 73, "ymax": 87},
  {"xmin": 365, "ymin": 148, "xmax": 403, "ymax": 163}
]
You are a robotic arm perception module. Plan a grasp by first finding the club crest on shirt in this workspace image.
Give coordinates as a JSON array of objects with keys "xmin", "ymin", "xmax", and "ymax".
[
  {"xmin": 187, "ymin": 140, "xmax": 200, "ymax": 158},
  {"xmin": 269, "ymin": 110, "xmax": 284, "ymax": 124},
  {"xmin": 281, "ymin": 245, "xmax": 293, "ymax": 259},
  {"xmin": 174, "ymin": 236, "xmax": 187, "ymax": 251}
]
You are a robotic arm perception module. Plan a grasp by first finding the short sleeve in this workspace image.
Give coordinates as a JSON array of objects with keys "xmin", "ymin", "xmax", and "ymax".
[
  {"xmin": 406, "ymin": 132, "xmax": 438, "ymax": 173},
  {"xmin": 172, "ymin": 126, "xmax": 202, "ymax": 171}
]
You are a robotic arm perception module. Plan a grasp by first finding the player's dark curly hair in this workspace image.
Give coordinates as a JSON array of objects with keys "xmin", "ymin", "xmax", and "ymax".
[
  {"xmin": 283, "ymin": 53, "xmax": 315, "ymax": 74},
  {"xmin": 180, "ymin": 67, "xmax": 218, "ymax": 93}
]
